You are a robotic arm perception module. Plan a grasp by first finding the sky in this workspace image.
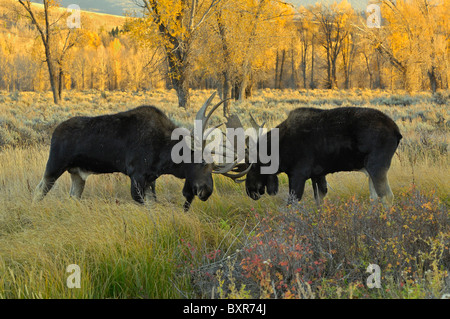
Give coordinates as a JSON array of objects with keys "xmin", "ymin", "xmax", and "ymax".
[{"xmin": 52, "ymin": 0, "xmax": 371, "ymax": 16}]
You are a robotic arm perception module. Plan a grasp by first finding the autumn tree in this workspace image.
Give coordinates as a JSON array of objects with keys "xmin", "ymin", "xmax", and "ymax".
[
  {"xmin": 196, "ymin": 0, "xmax": 293, "ymax": 109},
  {"xmin": 341, "ymin": 30, "xmax": 357, "ymax": 89},
  {"xmin": 234, "ymin": 0, "xmax": 293, "ymax": 99},
  {"xmin": 382, "ymin": 0, "xmax": 448, "ymax": 92},
  {"xmin": 213, "ymin": 1, "xmax": 234, "ymax": 112},
  {"xmin": 361, "ymin": 0, "xmax": 448, "ymax": 92},
  {"xmin": 132, "ymin": 0, "xmax": 223, "ymax": 109},
  {"xmin": 296, "ymin": 7, "xmax": 318, "ymax": 89},
  {"xmin": 17, "ymin": 0, "xmax": 83, "ymax": 104},
  {"xmin": 308, "ymin": 0, "xmax": 355, "ymax": 89}
]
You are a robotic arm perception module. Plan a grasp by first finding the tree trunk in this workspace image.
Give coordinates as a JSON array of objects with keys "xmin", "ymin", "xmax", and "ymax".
[
  {"xmin": 18, "ymin": 0, "xmax": 60, "ymax": 104},
  {"xmin": 245, "ymin": 81, "xmax": 253, "ymax": 98},
  {"xmin": 167, "ymin": 49, "xmax": 190, "ymax": 109},
  {"xmin": 238, "ymin": 74, "xmax": 248, "ymax": 101},
  {"xmin": 149, "ymin": 0, "xmax": 192, "ymax": 109},
  {"xmin": 45, "ymin": 46, "xmax": 60, "ymax": 104},
  {"xmin": 222, "ymin": 71, "xmax": 232, "ymax": 116},
  {"xmin": 217, "ymin": 10, "xmax": 232, "ymax": 115},
  {"xmin": 363, "ymin": 52, "xmax": 373, "ymax": 89},
  {"xmin": 344, "ymin": 71, "xmax": 349, "ymax": 89},
  {"xmin": 342, "ymin": 50, "xmax": 349, "ymax": 89},
  {"xmin": 278, "ymin": 49, "xmax": 286, "ymax": 89},
  {"xmin": 173, "ymin": 76, "xmax": 190, "ymax": 109},
  {"xmin": 274, "ymin": 50, "xmax": 279, "ymax": 89},
  {"xmin": 232, "ymin": 82, "xmax": 239, "ymax": 100},
  {"xmin": 301, "ymin": 54, "xmax": 307, "ymax": 89},
  {"xmin": 325, "ymin": 51, "xmax": 332, "ymax": 89},
  {"xmin": 58, "ymin": 64, "xmax": 63, "ymax": 101},
  {"xmin": 374, "ymin": 53, "xmax": 383, "ymax": 89},
  {"xmin": 310, "ymin": 34, "xmax": 316, "ymax": 89},
  {"xmin": 331, "ymin": 58, "xmax": 337, "ymax": 89},
  {"xmin": 290, "ymin": 48, "xmax": 297, "ymax": 89},
  {"xmin": 428, "ymin": 67, "xmax": 437, "ymax": 93}
]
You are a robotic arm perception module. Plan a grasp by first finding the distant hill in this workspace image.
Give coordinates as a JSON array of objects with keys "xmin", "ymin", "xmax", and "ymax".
[
  {"xmin": 36, "ymin": 0, "xmax": 139, "ymax": 16},
  {"xmin": 36, "ymin": 0, "xmax": 370, "ymax": 17},
  {"xmin": 0, "ymin": 0, "xmax": 125, "ymax": 34}
]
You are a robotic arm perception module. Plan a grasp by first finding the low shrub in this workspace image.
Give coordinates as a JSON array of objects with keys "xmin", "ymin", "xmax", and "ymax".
[{"xmin": 186, "ymin": 186, "xmax": 450, "ymax": 298}]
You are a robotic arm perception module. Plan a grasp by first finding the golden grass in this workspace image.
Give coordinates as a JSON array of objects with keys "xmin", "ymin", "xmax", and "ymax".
[{"xmin": 0, "ymin": 88, "xmax": 448, "ymax": 298}]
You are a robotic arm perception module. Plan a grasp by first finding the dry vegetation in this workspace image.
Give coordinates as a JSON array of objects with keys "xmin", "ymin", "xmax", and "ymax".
[
  {"xmin": 0, "ymin": 88, "xmax": 448, "ymax": 299},
  {"xmin": 1, "ymin": 0, "xmax": 448, "ymax": 105},
  {"xmin": 0, "ymin": 0, "xmax": 448, "ymax": 301}
]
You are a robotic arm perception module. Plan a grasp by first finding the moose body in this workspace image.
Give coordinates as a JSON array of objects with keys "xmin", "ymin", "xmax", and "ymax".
[
  {"xmin": 34, "ymin": 105, "xmax": 215, "ymax": 210},
  {"xmin": 245, "ymin": 107, "xmax": 402, "ymax": 207}
]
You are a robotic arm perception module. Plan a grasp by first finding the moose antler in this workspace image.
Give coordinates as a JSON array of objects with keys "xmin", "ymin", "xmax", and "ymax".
[
  {"xmin": 249, "ymin": 113, "xmax": 265, "ymax": 135},
  {"xmin": 193, "ymin": 93, "xmax": 263, "ymax": 183},
  {"xmin": 196, "ymin": 92, "xmax": 224, "ymax": 133},
  {"xmin": 212, "ymin": 112, "xmax": 265, "ymax": 183},
  {"xmin": 191, "ymin": 92, "xmax": 227, "ymax": 151}
]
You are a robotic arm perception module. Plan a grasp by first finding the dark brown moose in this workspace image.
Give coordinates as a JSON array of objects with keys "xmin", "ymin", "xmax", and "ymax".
[
  {"xmin": 244, "ymin": 107, "xmax": 402, "ymax": 207},
  {"xmin": 33, "ymin": 93, "xmax": 243, "ymax": 211}
]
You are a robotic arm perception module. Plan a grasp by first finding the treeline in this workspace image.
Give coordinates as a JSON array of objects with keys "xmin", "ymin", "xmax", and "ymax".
[
  {"xmin": 0, "ymin": 0, "xmax": 160, "ymax": 96},
  {"xmin": 0, "ymin": 0, "xmax": 448, "ymax": 108}
]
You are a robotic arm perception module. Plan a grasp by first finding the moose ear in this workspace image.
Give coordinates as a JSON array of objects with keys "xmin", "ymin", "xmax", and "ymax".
[{"xmin": 266, "ymin": 175, "xmax": 279, "ymax": 196}]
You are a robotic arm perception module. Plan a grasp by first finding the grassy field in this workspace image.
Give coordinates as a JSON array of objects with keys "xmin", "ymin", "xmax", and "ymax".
[{"xmin": 0, "ymin": 89, "xmax": 449, "ymax": 299}]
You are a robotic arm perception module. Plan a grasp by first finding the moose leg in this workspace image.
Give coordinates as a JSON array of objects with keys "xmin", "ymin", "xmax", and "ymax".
[
  {"xmin": 365, "ymin": 164, "xmax": 394, "ymax": 207},
  {"xmin": 130, "ymin": 175, "xmax": 146, "ymax": 204},
  {"xmin": 368, "ymin": 177, "xmax": 378, "ymax": 201},
  {"xmin": 182, "ymin": 180, "xmax": 194, "ymax": 212},
  {"xmin": 368, "ymin": 170, "xmax": 394, "ymax": 208},
  {"xmin": 33, "ymin": 167, "xmax": 65, "ymax": 202},
  {"xmin": 366, "ymin": 145, "xmax": 396, "ymax": 207},
  {"xmin": 144, "ymin": 180, "xmax": 157, "ymax": 202},
  {"xmin": 312, "ymin": 175, "xmax": 328, "ymax": 206},
  {"xmin": 34, "ymin": 146, "xmax": 70, "ymax": 202},
  {"xmin": 68, "ymin": 168, "xmax": 90, "ymax": 199},
  {"xmin": 287, "ymin": 174, "xmax": 307, "ymax": 205},
  {"xmin": 34, "ymin": 175, "xmax": 58, "ymax": 202},
  {"xmin": 69, "ymin": 173, "xmax": 86, "ymax": 199},
  {"xmin": 360, "ymin": 168, "xmax": 378, "ymax": 200}
]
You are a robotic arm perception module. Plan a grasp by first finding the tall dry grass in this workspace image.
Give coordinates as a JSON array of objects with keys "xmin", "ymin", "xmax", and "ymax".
[{"xmin": 0, "ymin": 89, "xmax": 448, "ymax": 298}]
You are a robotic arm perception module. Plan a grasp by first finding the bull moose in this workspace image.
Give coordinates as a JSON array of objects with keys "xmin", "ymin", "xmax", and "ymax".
[
  {"xmin": 33, "ymin": 93, "xmax": 243, "ymax": 211},
  {"xmin": 244, "ymin": 107, "xmax": 402, "ymax": 207}
]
